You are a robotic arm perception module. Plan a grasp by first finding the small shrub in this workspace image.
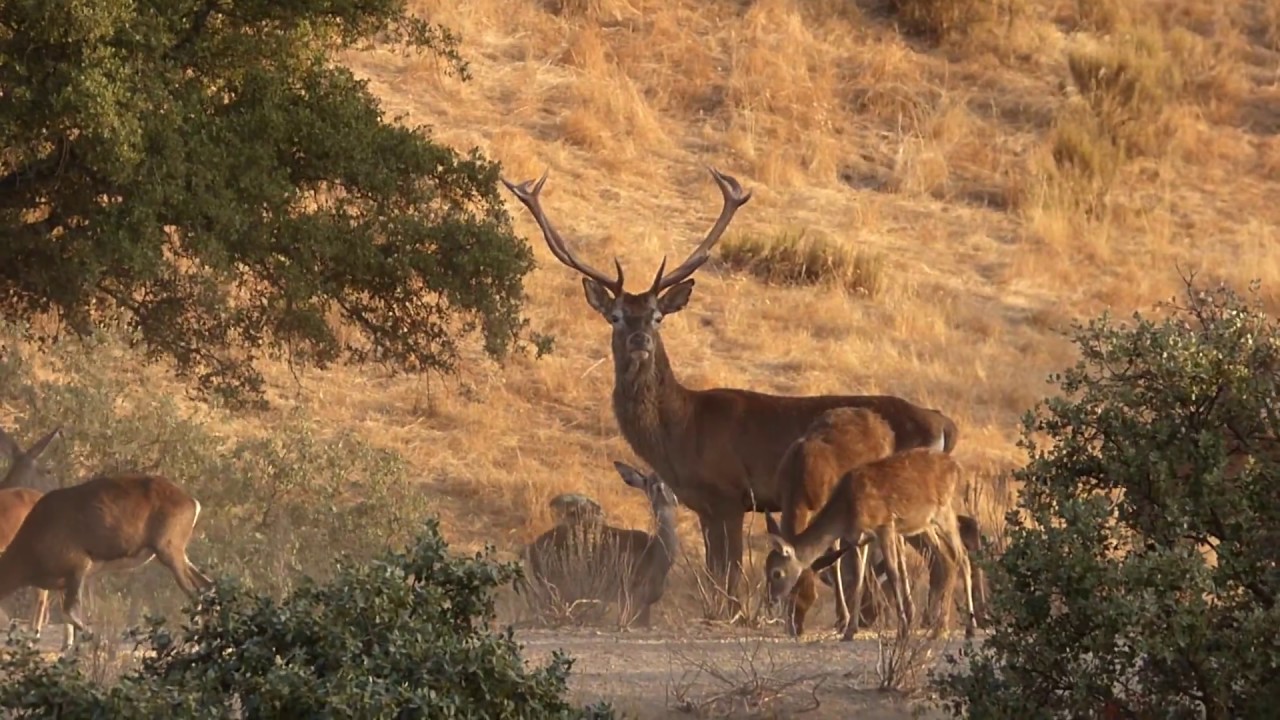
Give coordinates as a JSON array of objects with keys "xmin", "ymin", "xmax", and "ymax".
[
  {"xmin": 717, "ymin": 229, "xmax": 886, "ymax": 298},
  {"xmin": 932, "ymin": 277, "xmax": 1280, "ymax": 717},
  {"xmin": 0, "ymin": 520, "xmax": 616, "ymax": 719}
]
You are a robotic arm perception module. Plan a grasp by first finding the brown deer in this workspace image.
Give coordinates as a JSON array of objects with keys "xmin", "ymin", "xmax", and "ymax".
[
  {"xmin": 771, "ymin": 407, "xmax": 897, "ymax": 639},
  {"xmin": 0, "ymin": 471, "xmax": 214, "ymax": 649},
  {"xmin": 522, "ymin": 462, "xmax": 679, "ymax": 628},
  {"xmin": 764, "ymin": 448, "xmax": 979, "ymax": 638},
  {"xmin": 501, "ymin": 166, "xmax": 960, "ymax": 619},
  {"xmin": 0, "ymin": 426, "xmax": 61, "ymax": 634}
]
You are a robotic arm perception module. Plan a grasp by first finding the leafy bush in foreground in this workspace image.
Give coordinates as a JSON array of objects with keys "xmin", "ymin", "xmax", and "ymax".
[
  {"xmin": 934, "ymin": 279, "xmax": 1280, "ymax": 718},
  {"xmin": 0, "ymin": 520, "xmax": 614, "ymax": 719}
]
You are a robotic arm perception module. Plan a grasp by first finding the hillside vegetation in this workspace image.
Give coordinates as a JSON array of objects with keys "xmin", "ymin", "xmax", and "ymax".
[{"xmin": 4, "ymin": 0, "xmax": 1278, "ymax": 609}]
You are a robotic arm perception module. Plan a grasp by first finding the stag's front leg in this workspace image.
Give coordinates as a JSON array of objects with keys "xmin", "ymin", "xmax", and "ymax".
[{"xmin": 699, "ymin": 511, "xmax": 745, "ymax": 622}]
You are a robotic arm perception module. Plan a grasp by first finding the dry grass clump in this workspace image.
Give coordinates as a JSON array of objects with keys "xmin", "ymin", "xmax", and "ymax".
[
  {"xmin": 717, "ymin": 229, "xmax": 887, "ymax": 297},
  {"xmin": 887, "ymin": 0, "xmax": 1023, "ymax": 46}
]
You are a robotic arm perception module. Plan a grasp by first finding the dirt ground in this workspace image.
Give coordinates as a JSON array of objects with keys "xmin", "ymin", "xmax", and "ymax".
[{"xmin": 516, "ymin": 623, "xmax": 966, "ymax": 719}]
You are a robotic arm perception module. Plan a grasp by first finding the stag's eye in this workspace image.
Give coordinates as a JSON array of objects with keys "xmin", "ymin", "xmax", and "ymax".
[
  {"xmin": 651, "ymin": 311, "xmax": 664, "ymax": 325},
  {"xmin": 770, "ymin": 569, "xmax": 784, "ymax": 581},
  {"xmin": 609, "ymin": 311, "xmax": 624, "ymax": 326}
]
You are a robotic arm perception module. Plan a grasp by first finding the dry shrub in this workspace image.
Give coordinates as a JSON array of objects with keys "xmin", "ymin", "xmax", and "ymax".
[
  {"xmin": 888, "ymin": 0, "xmax": 1022, "ymax": 45},
  {"xmin": 717, "ymin": 229, "xmax": 887, "ymax": 298},
  {"xmin": 1066, "ymin": 32, "xmax": 1180, "ymax": 158},
  {"xmin": 1070, "ymin": 0, "xmax": 1132, "ymax": 33}
]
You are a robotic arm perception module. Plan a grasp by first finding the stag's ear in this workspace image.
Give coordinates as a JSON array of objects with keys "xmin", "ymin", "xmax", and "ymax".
[
  {"xmin": 613, "ymin": 460, "xmax": 648, "ymax": 489},
  {"xmin": 811, "ymin": 544, "xmax": 851, "ymax": 573},
  {"xmin": 657, "ymin": 279, "xmax": 695, "ymax": 315},
  {"xmin": 583, "ymin": 278, "xmax": 616, "ymax": 317}
]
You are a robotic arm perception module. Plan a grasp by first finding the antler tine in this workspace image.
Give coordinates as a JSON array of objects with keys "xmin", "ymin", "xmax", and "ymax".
[
  {"xmin": 500, "ymin": 170, "xmax": 624, "ymax": 295},
  {"xmin": 654, "ymin": 166, "xmax": 752, "ymax": 292}
]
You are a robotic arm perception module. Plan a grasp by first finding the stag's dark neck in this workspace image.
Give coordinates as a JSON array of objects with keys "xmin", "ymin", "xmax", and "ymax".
[{"xmin": 611, "ymin": 337, "xmax": 693, "ymax": 480}]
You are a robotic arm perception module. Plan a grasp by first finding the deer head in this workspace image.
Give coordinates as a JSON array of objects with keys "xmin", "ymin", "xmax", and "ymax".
[
  {"xmin": 0, "ymin": 426, "xmax": 61, "ymax": 489},
  {"xmin": 501, "ymin": 168, "xmax": 752, "ymax": 378}
]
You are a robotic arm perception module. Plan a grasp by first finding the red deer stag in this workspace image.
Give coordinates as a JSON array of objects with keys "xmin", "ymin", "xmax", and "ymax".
[
  {"xmin": 502, "ymin": 166, "xmax": 960, "ymax": 618},
  {"xmin": 764, "ymin": 448, "xmax": 979, "ymax": 638},
  {"xmin": 0, "ymin": 471, "xmax": 214, "ymax": 650}
]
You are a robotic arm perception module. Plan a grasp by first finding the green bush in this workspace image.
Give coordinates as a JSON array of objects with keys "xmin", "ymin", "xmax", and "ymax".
[
  {"xmin": 0, "ymin": 322, "xmax": 431, "ymax": 617},
  {"xmin": 0, "ymin": 520, "xmax": 615, "ymax": 719},
  {"xmin": 933, "ymin": 278, "xmax": 1280, "ymax": 718}
]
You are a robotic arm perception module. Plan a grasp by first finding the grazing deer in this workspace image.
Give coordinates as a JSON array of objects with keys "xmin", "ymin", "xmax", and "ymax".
[
  {"xmin": 0, "ymin": 426, "xmax": 61, "ymax": 634},
  {"xmin": 764, "ymin": 448, "xmax": 979, "ymax": 638},
  {"xmin": 0, "ymin": 471, "xmax": 214, "ymax": 650},
  {"xmin": 772, "ymin": 407, "xmax": 896, "ymax": 639},
  {"xmin": 522, "ymin": 462, "xmax": 679, "ymax": 628},
  {"xmin": 502, "ymin": 166, "xmax": 960, "ymax": 619}
]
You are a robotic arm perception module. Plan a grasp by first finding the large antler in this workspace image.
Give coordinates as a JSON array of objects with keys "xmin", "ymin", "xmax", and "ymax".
[
  {"xmin": 501, "ymin": 171, "xmax": 625, "ymax": 296},
  {"xmin": 649, "ymin": 167, "xmax": 753, "ymax": 293}
]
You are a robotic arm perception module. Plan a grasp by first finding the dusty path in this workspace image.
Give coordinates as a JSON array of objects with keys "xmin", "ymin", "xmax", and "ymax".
[{"xmin": 516, "ymin": 625, "xmax": 965, "ymax": 718}]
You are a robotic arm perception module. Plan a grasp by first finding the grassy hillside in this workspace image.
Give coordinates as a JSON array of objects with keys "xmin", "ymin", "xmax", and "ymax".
[{"xmin": 5, "ymin": 0, "xmax": 1279, "ymax": 588}]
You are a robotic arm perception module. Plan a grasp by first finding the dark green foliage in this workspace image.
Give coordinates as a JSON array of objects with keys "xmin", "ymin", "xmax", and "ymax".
[
  {"xmin": 934, "ymin": 278, "xmax": 1280, "ymax": 718},
  {"xmin": 0, "ymin": 0, "xmax": 536, "ymax": 404},
  {"xmin": 0, "ymin": 520, "xmax": 615, "ymax": 719}
]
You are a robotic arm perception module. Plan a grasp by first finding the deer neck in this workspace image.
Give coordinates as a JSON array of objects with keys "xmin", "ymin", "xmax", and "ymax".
[
  {"xmin": 651, "ymin": 503, "xmax": 679, "ymax": 570},
  {"xmin": 611, "ymin": 336, "xmax": 693, "ymax": 476},
  {"xmin": 790, "ymin": 485, "xmax": 859, "ymax": 567}
]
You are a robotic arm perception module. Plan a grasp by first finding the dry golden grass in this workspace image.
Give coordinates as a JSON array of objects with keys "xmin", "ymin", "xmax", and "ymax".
[{"xmin": 9, "ymin": 0, "xmax": 1279, "ymax": 624}]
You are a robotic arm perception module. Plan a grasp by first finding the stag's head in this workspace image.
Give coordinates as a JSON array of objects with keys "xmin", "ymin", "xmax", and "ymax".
[{"xmin": 501, "ymin": 168, "xmax": 751, "ymax": 375}]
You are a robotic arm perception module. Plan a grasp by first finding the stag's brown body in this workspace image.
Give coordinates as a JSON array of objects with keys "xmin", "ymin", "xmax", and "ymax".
[
  {"xmin": 502, "ymin": 166, "xmax": 960, "ymax": 617},
  {"xmin": 0, "ymin": 471, "xmax": 213, "ymax": 647}
]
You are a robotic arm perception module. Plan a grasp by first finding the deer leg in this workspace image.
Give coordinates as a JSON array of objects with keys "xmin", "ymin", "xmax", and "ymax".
[
  {"xmin": 30, "ymin": 588, "xmax": 48, "ymax": 637},
  {"xmin": 896, "ymin": 535, "xmax": 916, "ymax": 627},
  {"xmin": 830, "ymin": 540, "xmax": 851, "ymax": 634},
  {"xmin": 936, "ymin": 513, "xmax": 979, "ymax": 639},
  {"xmin": 61, "ymin": 565, "xmax": 93, "ymax": 652},
  {"xmin": 906, "ymin": 531, "xmax": 955, "ymax": 630},
  {"xmin": 842, "ymin": 543, "xmax": 871, "ymax": 641},
  {"xmin": 788, "ymin": 570, "xmax": 817, "ymax": 637},
  {"xmin": 876, "ymin": 529, "xmax": 910, "ymax": 637},
  {"xmin": 699, "ymin": 511, "xmax": 744, "ymax": 621}
]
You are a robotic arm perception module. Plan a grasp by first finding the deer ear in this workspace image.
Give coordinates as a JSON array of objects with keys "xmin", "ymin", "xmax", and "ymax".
[
  {"xmin": 583, "ymin": 279, "xmax": 615, "ymax": 317},
  {"xmin": 764, "ymin": 512, "xmax": 782, "ymax": 536},
  {"xmin": 25, "ymin": 427, "xmax": 61, "ymax": 461},
  {"xmin": 612, "ymin": 460, "xmax": 649, "ymax": 489},
  {"xmin": 657, "ymin": 280, "xmax": 694, "ymax": 315},
  {"xmin": 767, "ymin": 534, "xmax": 794, "ymax": 558},
  {"xmin": 811, "ymin": 544, "xmax": 851, "ymax": 573}
]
